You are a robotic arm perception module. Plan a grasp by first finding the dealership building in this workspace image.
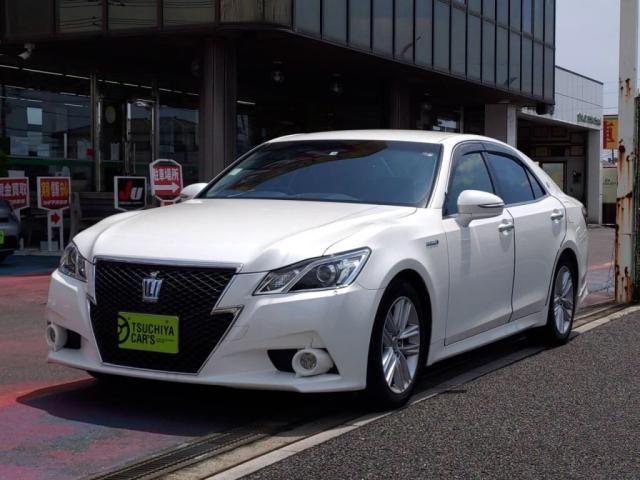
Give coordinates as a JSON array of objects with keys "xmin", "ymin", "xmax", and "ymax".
[{"xmin": 0, "ymin": 0, "xmax": 603, "ymax": 246}]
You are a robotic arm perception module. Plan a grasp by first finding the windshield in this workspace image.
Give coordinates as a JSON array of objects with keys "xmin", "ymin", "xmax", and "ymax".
[{"xmin": 201, "ymin": 140, "xmax": 442, "ymax": 207}]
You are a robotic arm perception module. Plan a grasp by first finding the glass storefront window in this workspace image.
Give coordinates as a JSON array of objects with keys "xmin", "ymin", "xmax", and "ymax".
[
  {"xmin": 159, "ymin": 102, "xmax": 199, "ymax": 184},
  {"xmin": 349, "ymin": 0, "xmax": 371, "ymax": 49},
  {"xmin": 4, "ymin": 0, "xmax": 54, "ymax": 37},
  {"xmin": 373, "ymin": 0, "xmax": 393, "ymax": 56},
  {"xmin": 415, "ymin": 0, "xmax": 433, "ymax": 66},
  {"xmin": 164, "ymin": 0, "xmax": 215, "ymax": 26},
  {"xmin": 109, "ymin": 0, "xmax": 158, "ymax": 30},
  {"xmin": 58, "ymin": 0, "xmax": 103, "ymax": 33},
  {"xmin": 1, "ymin": 78, "xmax": 91, "ymax": 163},
  {"xmin": 323, "ymin": 0, "xmax": 347, "ymax": 43}
]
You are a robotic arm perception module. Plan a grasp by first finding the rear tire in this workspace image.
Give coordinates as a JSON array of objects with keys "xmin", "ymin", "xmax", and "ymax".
[
  {"xmin": 364, "ymin": 279, "xmax": 428, "ymax": 410},
  {"xmin": 544, "ymin": 258, "xmax": 577, "ymax": 345}
]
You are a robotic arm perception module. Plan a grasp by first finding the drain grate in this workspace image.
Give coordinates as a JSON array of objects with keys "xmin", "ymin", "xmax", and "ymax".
[{"xmin": 88, "ymin": 405, "xmax": 337, "ymax": 480}]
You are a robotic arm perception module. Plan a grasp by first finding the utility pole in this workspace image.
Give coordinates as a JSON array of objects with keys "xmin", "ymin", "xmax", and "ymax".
[{"xmin": 615, "ymin": 0, "xmax": 639, "ymax": 302}]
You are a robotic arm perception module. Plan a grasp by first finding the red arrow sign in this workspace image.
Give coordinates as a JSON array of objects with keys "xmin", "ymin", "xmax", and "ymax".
[
  {"xmin": 150, "ymin": 160, "xmax": 183, "ymax": 201},
  {"xmin": 154, "ymin": 182, "xmax": 180, "ymax": 193},
  {"xmin": 50, "ymin": 212, "xmax": 61, "ymax": 225}
]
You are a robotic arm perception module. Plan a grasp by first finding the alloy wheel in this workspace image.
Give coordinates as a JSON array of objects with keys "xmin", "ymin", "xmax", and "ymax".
[
  {"xmin": 553, "ymin": 265, "xmax": 574, "ymax": 335},
  {"xmin": 381, "ymin": 296, "xmax": 421, "ymax": 394}
]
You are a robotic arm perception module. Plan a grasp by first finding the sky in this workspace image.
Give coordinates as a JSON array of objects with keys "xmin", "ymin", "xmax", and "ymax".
[{"xmin": 556, "ymin": 0, "xmax": 620, "ymax": 114}]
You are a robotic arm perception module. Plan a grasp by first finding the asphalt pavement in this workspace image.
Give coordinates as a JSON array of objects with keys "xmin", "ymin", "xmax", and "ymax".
[
  {"xmin": 0, "ymin": 226, "xmax": 623, "ymax": 480},
  {"xmin": 245, "ymin": 312, "xmax": 640, "ymax": 480}
]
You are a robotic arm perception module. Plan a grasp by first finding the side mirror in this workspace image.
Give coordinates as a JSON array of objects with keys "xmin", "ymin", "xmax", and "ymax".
[
  {"xmin": 179, "ymin": 183, "xmax": 208, "ymax": 201},
  {"xmin": 457, "ymin": 190, "xmax": 505, "ymax": 227}
]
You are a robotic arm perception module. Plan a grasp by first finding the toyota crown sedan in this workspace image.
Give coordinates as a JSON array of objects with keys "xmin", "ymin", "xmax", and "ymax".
[{"xmin": 46, "ymin": 130, "xmax": 588, "ymax": 408}]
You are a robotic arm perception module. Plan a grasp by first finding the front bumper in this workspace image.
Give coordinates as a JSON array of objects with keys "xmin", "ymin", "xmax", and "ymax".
[{"xmin": 46, "ymin": 269, "xmax": 383, "ymax": 393}]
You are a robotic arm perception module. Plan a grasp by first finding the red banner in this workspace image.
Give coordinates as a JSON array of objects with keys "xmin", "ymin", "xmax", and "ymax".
[
  {"xmin": 37, "ymin": 177, "xmax": 71, "ymax": 211},
  {"xmin": 0, "ymin": 177, "xmax": 29, "ymax": 210}
]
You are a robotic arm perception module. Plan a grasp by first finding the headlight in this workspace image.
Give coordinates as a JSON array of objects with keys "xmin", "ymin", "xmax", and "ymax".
[
  {"xmin": 255, "ymin": 248, "xmax": 370, "ymax": 295},
  {"xmin": 59, "ymin": 242, "xmax": 88, "ymax": 282}
]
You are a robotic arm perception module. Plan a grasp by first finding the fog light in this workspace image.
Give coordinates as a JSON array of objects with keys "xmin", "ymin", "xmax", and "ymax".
[
  {"xmin": 299, "ymin": 352, "xmax": 317, "ymax": 370},
  {"xmin": 291, "ymin": 348, "xmax": 334, "ymax": 377},
  {"xmin": 46, "ymin": 323, "xmax": 68, "ymax": 352}
]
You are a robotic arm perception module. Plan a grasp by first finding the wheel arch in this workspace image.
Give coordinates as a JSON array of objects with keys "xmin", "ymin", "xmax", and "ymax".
[
  {"xmin": 546, "ymin": 242, "xmax": 581, "ymax": 307},
  {"xmin": 381, "ymin": 269, "xmax": 434, "ymax": 349}
]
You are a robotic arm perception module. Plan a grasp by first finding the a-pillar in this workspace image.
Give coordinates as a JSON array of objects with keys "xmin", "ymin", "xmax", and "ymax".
[
  {"xmin": 199, "ymin": 37, "xmax": 237, "ymax": 181},
  {"xmin": 484, "ymin": 104, "xmax": 518, "ymax": 147}
]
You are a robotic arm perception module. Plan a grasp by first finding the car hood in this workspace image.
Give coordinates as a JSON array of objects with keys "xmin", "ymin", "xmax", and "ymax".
[{"xmin": 78, "ymin": 198, "xmax": 415, "ymax": 272}]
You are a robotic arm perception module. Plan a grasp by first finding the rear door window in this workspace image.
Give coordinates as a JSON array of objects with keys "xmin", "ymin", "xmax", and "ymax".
[{"xmin": 485, "ymin": 153, "xmax": 535, "ymax": 205}]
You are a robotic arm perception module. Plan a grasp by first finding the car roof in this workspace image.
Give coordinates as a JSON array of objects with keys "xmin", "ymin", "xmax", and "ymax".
[{"xmin": 267, "ymin": 129, "xmax": 507, "ymax": 147}]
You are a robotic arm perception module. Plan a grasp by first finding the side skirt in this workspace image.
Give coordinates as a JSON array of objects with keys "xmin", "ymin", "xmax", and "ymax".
[{"xmin": 426, "ymin": 309, "xmax": 547, "ymax": 366}]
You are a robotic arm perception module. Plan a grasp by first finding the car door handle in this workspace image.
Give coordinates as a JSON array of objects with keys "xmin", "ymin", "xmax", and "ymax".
[
  {"xmin": 551, "ymin": 212, "xmax": 564, "ymax": 221},
  {"xmin": 498, "ymin": 223, "xmax": 515, "ymax": 233}
]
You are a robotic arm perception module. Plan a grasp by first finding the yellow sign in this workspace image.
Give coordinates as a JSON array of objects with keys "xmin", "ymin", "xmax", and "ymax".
[
  {"xmin": 603, "ymin": 116, "xmax": 618, "ymax": 150},
  {"xmin": 117, "ymin": 312, "xmax": 179, "ymax": 354}
]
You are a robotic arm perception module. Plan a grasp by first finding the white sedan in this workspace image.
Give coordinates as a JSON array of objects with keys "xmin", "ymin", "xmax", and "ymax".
[{"xmin": 46, "ymin": 130, "xmax": 588, "ymax": 408}]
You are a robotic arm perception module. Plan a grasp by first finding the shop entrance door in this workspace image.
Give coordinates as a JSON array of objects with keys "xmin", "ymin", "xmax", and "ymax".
[
  {"xmin": 126, "ymin": 99, "xmax": 155, "ymax": 176},
  {"xmin": 100, "ymin": 97, "xmax": 156, "ymax": 190}
]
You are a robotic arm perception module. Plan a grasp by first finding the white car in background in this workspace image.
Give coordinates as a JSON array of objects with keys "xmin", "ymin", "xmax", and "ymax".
[{"xmin": 46, "ymin": 130, "xmax": 588, "ymax": 408}]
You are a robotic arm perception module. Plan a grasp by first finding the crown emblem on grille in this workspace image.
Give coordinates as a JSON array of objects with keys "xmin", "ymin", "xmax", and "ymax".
[{"xmin": 142, "ymin": 271, "xmax": 163, "ymax": 303}]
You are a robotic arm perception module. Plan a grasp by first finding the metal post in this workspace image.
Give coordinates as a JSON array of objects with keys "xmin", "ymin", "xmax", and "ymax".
[
  {"xmin": 90, "ymin": 72, "xmax": 102, "ymax": 191},
  {"xmin": 615, "ymin": 0, "xmax": 639, "ymax": 303}
]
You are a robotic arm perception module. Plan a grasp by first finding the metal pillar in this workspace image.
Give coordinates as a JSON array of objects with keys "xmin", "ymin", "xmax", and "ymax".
[
  {"xmin": 615, "ymin": 0, "xmax": 639, "ymax": 303},
  {"xmin": 90, "ymin": 72, "xmax": 102, "ymax": 191}
]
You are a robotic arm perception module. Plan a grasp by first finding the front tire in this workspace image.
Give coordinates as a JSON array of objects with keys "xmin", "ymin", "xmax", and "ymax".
[
  {"xmin": 365, "ymin": 279, "xmax": 428, "ymax": 409},
  {"xmin": 544, "ymin": 259, "xmax": 577, "ymax": 344}
]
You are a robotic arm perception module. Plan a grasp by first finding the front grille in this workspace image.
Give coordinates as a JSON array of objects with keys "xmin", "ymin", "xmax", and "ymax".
[{"xmin": 91, "ymin": 260, "xmax": 236, "ymax": 373}]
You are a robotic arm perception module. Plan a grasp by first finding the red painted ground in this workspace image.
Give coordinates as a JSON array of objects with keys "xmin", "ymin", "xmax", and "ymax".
[
  {"xmin": 0, "ymin": 275, "xmax": 241, "ymax": 480},
  {"xmin": 0, "ymin": 274, "xmax": 320, "ymax": 480}
]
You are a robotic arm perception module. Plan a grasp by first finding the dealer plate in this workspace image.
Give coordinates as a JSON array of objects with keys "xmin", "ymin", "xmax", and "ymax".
[
  {"xmin": 117, "ymin": 312, "xmax": 179, "ymax": 354},
  {"xmin": 0, "ymin": 230, "xmax": 4, "ymax": 245}
]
